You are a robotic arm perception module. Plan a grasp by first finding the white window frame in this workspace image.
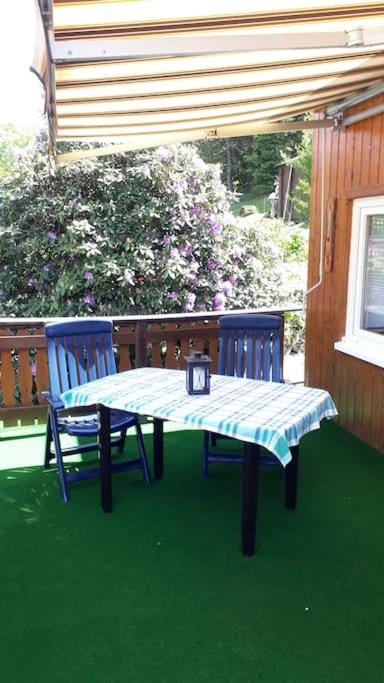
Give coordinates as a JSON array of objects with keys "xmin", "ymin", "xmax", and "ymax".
[{"xmin": 335, "ymin": 195, "xmax": 384, "ymax": 368}]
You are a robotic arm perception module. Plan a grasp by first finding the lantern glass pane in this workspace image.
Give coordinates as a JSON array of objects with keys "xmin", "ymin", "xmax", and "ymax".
[{"xmin": 193, "ymin": 365, "xmax": 205, "ymax": 391}]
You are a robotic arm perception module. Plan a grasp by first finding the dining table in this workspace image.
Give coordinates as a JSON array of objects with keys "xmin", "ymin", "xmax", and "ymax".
[{"xmin": 61, "ymin": 367, "xmax": 338, "ymax": 556}]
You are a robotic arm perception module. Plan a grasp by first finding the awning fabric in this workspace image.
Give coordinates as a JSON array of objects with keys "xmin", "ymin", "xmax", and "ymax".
[{"xmin": 32, "ymin": 1, "xmax": 384, "ymax": 162}]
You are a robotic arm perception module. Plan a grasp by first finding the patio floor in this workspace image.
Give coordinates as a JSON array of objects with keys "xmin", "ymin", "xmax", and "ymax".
[{"xmin": 1, "ymin": 420, "xmax": 384, "ymax": 682}]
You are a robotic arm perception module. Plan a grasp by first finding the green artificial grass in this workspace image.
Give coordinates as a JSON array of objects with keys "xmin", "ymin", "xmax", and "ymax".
[{"xmin": 1, "ymin": 421, "xmax": 384, "ymax": 682}]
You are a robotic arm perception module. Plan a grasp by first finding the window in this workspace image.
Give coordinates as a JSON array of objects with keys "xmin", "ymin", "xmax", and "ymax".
[{"xmin": 335, "ymin": 196, "xmax": 384, "ymax": 367}]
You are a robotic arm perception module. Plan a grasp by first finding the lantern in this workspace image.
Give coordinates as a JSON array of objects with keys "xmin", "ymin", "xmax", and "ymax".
[{"xmin": 185, "ymin": 351, "xmax": 212, "ymax": 395}]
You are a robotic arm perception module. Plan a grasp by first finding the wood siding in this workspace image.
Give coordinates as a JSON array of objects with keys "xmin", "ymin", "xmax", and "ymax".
[{"xmin": 306, "ymin": 95, "xmax": 384, "ymax": 452}]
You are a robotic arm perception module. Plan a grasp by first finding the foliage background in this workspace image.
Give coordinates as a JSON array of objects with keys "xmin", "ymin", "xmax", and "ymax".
[
  {"xmin": 0, "ymin": 141, "xmax": 305, "ymax": 316},
  {"xmin": 196, "ymin": 131, "xmax": 303, "ymax": 197},
  {"xmin": 0, "ymin": 135, "xmax": 307, "ymax": 350}
]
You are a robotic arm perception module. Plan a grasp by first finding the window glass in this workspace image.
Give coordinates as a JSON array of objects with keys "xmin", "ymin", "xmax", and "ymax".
[{"xmin": 361, "ymin": 215, "xmax": 384, "ymax": 335}]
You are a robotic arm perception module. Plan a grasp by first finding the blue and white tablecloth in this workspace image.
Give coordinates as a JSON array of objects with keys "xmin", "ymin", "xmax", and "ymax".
[{"xmin": 61, "ymin": 367, "xmax": 338, "ymax": 467}]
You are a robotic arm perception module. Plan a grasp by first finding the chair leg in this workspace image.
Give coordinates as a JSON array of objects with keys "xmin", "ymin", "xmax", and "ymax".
[
  {"xmin": 117, "ymin": 428, "xmax": 127, "ymax": 455},
  {"xmin": 49, "ymin": 410, "xmax": 70, "ymax": 503},
  {"xmin": 135, "ymin": 423, "xmax": 151, "ymax": 483},
  {"xmin": 44, "ymin": 414, "xmax": 53, "ymax": 468},
  {"xmin": 201, "ymin": 431, "xmax": 210, "ymax": 477}
]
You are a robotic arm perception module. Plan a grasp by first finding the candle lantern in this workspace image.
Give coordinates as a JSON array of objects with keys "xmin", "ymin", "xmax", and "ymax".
[{"xmin": 185, "ymin": 351, "xmax": 212, "ymax": 395}]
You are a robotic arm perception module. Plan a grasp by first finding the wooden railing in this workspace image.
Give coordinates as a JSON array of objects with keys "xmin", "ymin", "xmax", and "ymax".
[{"xmin": 0, "ymin": 306, "xmax": 301, "ymax": 427}]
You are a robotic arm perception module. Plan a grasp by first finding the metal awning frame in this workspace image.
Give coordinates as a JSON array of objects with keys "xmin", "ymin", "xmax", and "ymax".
[
  {"xmin": 50, "ymin": 27, "xmax": 384, "ymax": 62},
  {"xmin": 34, "ymin": 0, "xmax": 384, "ymax": 164}
]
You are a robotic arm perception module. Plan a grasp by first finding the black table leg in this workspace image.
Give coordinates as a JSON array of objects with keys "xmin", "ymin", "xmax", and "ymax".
[
  {"xmin": 153, "ymin": 418, "xmax": 164, "ymax": 480},
  {"xmin": 242, "ymin": 443, "xmax": 260, "ymax": 557},
  {"xmin": 98, "ymin": 404, "xmax": 112, "ymax": 513},
  {"xmin": 285, "ymin": 445, "xmax": 299, "ymax": 510}
]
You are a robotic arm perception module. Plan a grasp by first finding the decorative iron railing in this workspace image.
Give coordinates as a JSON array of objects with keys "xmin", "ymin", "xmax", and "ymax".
[{"xmin": 0, "ymin": 306, "xmax": 301, "ymax": 427}]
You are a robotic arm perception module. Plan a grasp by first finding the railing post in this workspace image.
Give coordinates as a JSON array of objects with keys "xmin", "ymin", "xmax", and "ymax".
[{"xmin": 135, "ymin": 323, "xmax": 148, "ymax": 368}]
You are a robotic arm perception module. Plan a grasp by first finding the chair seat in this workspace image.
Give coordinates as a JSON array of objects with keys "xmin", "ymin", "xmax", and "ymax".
[{"xmin": 60, "ymin": 409, "xmax": 138, "ymax": 437}]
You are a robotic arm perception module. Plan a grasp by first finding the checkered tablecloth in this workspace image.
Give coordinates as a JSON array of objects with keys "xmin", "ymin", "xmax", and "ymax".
[{"xmin": 61, "ymin": 367, "xmax": 338, "ymax": 466}]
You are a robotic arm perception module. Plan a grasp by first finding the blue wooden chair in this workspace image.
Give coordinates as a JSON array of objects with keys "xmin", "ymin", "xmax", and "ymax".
[
  {"xmin": 201, "ymin": 313, "xmax": 283, "ymax": 475},
  {"xmin": 43, "ymin": 319, "xmax": 150, "ymax": 502}
]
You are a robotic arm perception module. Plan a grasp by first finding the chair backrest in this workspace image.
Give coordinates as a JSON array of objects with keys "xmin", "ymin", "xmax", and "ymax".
[
  {"xmin": 218, "ymin": 314, "xmax": 283, "ymax": 382},
  {"xmin": 45, "ymin": 319, "xmax": 117, "ymax": 396}
]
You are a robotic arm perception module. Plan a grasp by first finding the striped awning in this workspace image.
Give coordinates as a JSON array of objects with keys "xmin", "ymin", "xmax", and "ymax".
[{"xmin": 33, "ymin": 1, "xmax": 384, "ymax": 163}]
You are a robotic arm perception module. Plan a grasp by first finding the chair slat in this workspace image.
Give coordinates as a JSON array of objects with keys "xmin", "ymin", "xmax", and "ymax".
[
  {"xmin": 254, "ymin": 334, "xmax": 262, "ymax": 379},
  {"xmin": 75, "ymin": 335, "xmax": 88, "ymax": 384},
  {"xmin": 236, "ymin": 333, "xmax": 245, "ymax": 377},
  {"xmin": 85, "ymin": 334, "xmax": 97, "ymax": 382},
  {"xmin": 46, "ymin": 339, "xmax": 61, "ymax": 396},
  {"xmin": 57, "ymin": 340, "xmax": 70, "ymax": 393},
  {"xmin": 66, "ymin": 336, "xmax": 80, "ymax": 388},
  {"xmin": 104, "ymin": 333, "xmax": 117, "ymax": 375},
  {"xmin": 271, "ymin": 330, "xmax": 282, "ymax": 381},
  {"xmin": 227, "ymin": 335, "xmax": 236, "ymax": 376},
  {"xmin": 95, "ymin": 334, "xmax": 107, "ymax": 377},
  {"xmin": 246, "ymin": 333, "xmax": 254, "ymax": 378},
  {"xmin": 262, "ymin": 331, "xmax": 272, "ymax": 380}
]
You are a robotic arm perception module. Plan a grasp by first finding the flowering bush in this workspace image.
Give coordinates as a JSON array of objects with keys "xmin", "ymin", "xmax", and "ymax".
[{"xmin": 0, "ymin": 138, "xmax": 307, "ymax": 332}]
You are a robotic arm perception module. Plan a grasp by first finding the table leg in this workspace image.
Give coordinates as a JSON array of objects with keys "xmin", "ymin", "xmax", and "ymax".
[
  {"xmin": 285, "ymin": 445, "xmax": 299, "ymax": 510},
  {"xmin": 242, "ymin": 443, "xmax": 260, "ymax": 557},
  {"xmin": 153, "ymin": 418, "xmax": 164, "ymax": 480},
  {"xmin": 98, "ymin": 404, "xmax": 112, "ymax": 513}
]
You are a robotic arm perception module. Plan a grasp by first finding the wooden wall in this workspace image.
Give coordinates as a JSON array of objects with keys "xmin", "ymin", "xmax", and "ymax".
[{"xmin": 306, "ymin": 95, "xmax": 384, "ymax": 452}]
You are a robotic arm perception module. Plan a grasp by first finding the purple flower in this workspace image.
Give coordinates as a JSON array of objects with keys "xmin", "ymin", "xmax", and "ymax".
[
  {"xmin": 209, "ymin": 221, "xmax": 222, "ymax": 236},
  {"xmin": 228, "ymin": 274, "xmax": 237, "ymax": 286},
  {"xmin": 83, "ymin": 293, "xmax": 95, "ymax": 305},
  {"xmin": 162, "ymin": 235, "xmax": 172, "ymax": 245},
  {"xmin": 196, "ymin": 301, "xmax": 207, "ymax": 311},
  {"xmin": 180, "ymin": 210, "xmax": 191, "ymax": 223},
  {"xmin": 172, "ymin": 180, "xmax": 184, "ymax": 195},
  {"xmin": 170, "ymin": 247, "xmax": 179, "ymax": 258},
  {"xmin": 221, "ymin": 280, "xmax": 233, "ymax": 295},
  {"xmin": 207, "ymin": 258, "xmax": 219, "ymax": 271},
  {"xmin": 190, "ymin": 261, "xmax": 199, "ymax": 273},
  {"xmin": 187, "ymin": 273, "xmax": 198, "ymax": 285},
  {"xmin": 191, "ymin": 204, "xmax": 202, "ymax": 219},
  {"xmin": 168, "ymin": 291, "xmax": 179, "ymax": 301},
  {"xmin": 156, "ymin": 147, "xmax": 171, "ymax": 161},
  {"xmin": 183, "ymin": 292, "xmax": 196, "ymax": 312},
  {"xmin": 43, "ymin": 265, "xmax": 50, "ymax": 273},
  {"xmin": 212, "ymin": 292, "xmax": 226, "ymax": 311},
  {"xmin": 232, "ymin": 246, "xmax": 243, "ymax": 259},
  {"xmin": 180, "ymin": 245, "xmax": 193, "ymax": 257},
  {"xmin": 84, "ymin": 271, "xmax": 93, "ymax": 280},
  {"xmin": 28, "ymin": 277, "xmax": 37, "ymax": 288},
  {"xmin": 47, "ymin": 231, "xmax": 57, "ymax": 240}
]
